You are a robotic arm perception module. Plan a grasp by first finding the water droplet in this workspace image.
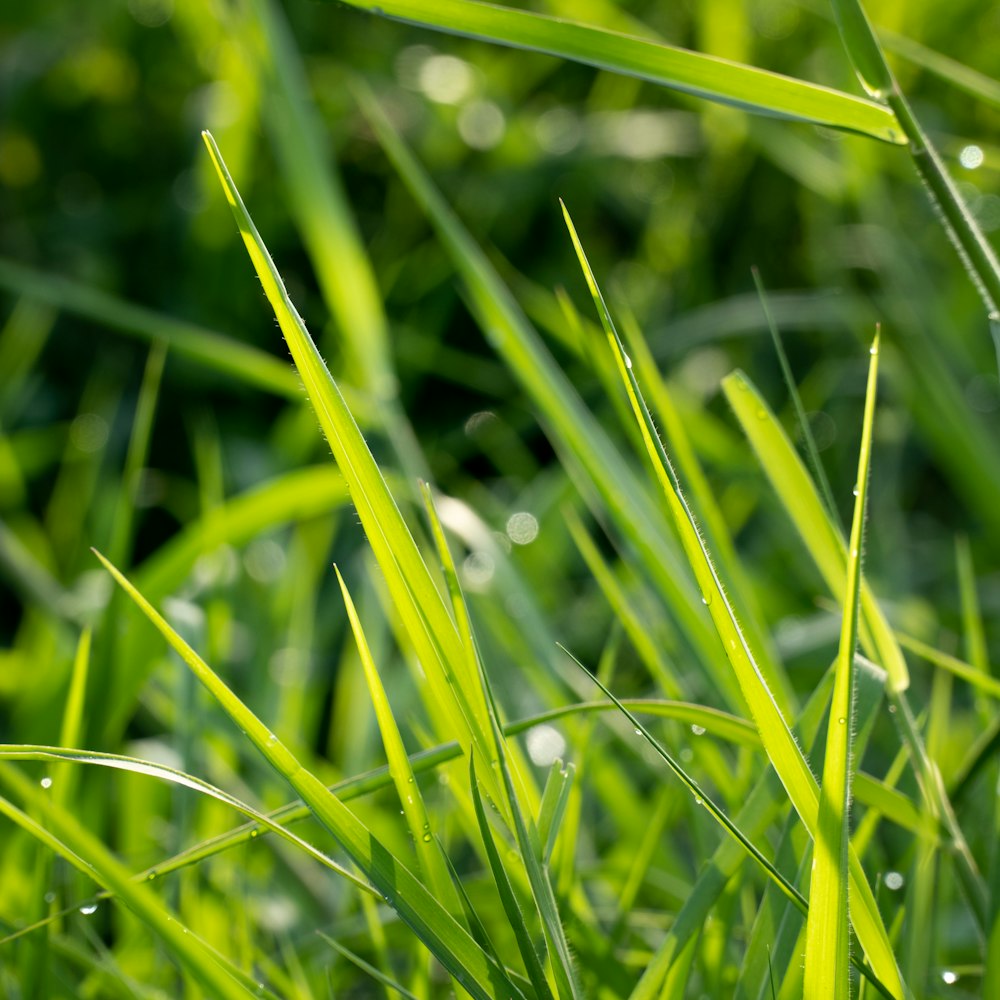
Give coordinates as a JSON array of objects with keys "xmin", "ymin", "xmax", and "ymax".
[
  {"xmin": 422, "ymin": 833, "xmax": 432, "ymax": 843},
  {"xmin": 701, "ymin": 592, "xmax": 713, "ymax": 606},
  {"xmin": 623, "ymin": 353, "xmax": 633, "ymax": 369},
  {"xmin": 44, "ymin": 891, "xmax": 56, "ymax": 904},
  {"xmin": 869, "ymin": 343, "xmax": 878, "ymax": 355},
  {"xmin": 634, "ymin": 728, "xmax": 642, "ymax": 736},
  {"xmin": 838, "ymin": 717, "xmax": 846, "ymax": 725},
  {"xmin": 250, "ymin": 829, "xmax": 259, "ymax": 838},
  {"xmin": 266, "ymin": 732, "xmax": 277, "ymax": 744},
  {"xmin": 406, "ymin": 776, "xmax": 414, "ymax": 783},
  {"xmin": 941, "ymin": 970, "xmax": 959, "ymax": 985},
  {"xmin": 40, "ymin": 776, "xmax": 53, "ymax": 789},
  {"xmin": 79, "ymin": 903, "xmax": 98, "ymax": 916},
  {"xmin": 694, "ymin": 796, "xmax": 703, "ymax": 806},
  {"xmin": 852, "ymin": 486, "xmax": 859, "ymax": 496},
  {"xmin": 884, "ymin": 870, "xmax": 904, "ymax": 891},
  {"xmin": 691, "ymin": 724, "xmax": 706, "ymax": 736}
]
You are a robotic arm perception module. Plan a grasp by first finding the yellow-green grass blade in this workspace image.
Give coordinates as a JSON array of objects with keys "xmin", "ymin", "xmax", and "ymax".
[
  {"xmin": 536, "ymin": 760, "xmax": 573, "ymax": 865},
  {"xmin": 329, "ymin": 0, "xmax": 902, "ymax": 142},
  {"xmin": 561, "ymin": 212, "xmax": 904, "ymax": 997},
  {"xmin": 94, "ymin": 550, "xmax": 528, "ymax": 1000},
  {"xmin": 237, "ymin": 0, "xmax": 427, "ymax": 486},
  {"xmin": 803, "ymin": 331, "xmax": 879, "ymax": 1000},
  {"xmin": 0, "ymin": 745, "xmax": 373, "ymax": 897},
  {"xmin": 335, "ymin": 566, "xmax": 462, "ymax": 913},
  {"xmin": 896, "ymin": 633, "xmax": 1000, "ymax": 699},
  {"xmin": 721, "ymin": 369, "xmax": 910, "ymax": 692},
  {"xmin": 829, "ymin": 0, "xmax": 893, "ymax": 98},
  {"xmin": 469, "ymin": 755, "xmax": 556, "ymax": 1000},
  {"xmin": 562, "ymin": 203, "xmax": 795, "ymax": 717},
  {"xmin": 201, "ymin": 131, "xmax": 499, "ymax": 792},
  {"xmin": 0, "ymin": 764, "xmax": 270, "ymax": 1000},
  {"xmin": 0, "ymin": 258, "xmax": 302, "ymax": 401},
  {"xmin": 356, "ymin": 86, "xmax": 746, "ymax": 714},
  {"xmin": 54, "ymin": 628, "xmax": 91, "ymax": 806}
]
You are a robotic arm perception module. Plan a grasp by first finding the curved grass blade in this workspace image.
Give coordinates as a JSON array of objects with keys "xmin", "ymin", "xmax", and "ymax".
[
  {"xmin": 897, "ymin": 632, "xmax": 1000, "ymax": 700},
  {"xmin": 201, "ymin": 130, "xmax": 500, "ymax": 801},
  {"xmin": 803, "ymin": 330, "xmax": 879, "ymax": 1000},
  {"xmin": 469, "ymin": 754, "xmax": 555, "ymax": 1000},
  {"xmin": 721, "ymin": 369, "xmax": 909, "ymax": 692},
  {"xmin": 329, "ymin": 0, "xmax": 902, "ymax": 142},
  {"xmin": 335, "ymin": 566, "xmax": 463, "ymax": 913},
  {"xmin": 560, "ymin": 210, "xmax": 904, "ymax": 997},
  {"xmin": 0, "ymin": 744, "xmax": 375, "ymax": 895},
  {"xmin": 94, "ymin": 549, "xmax": 528, "ymax": 1000},
  {"xmin": 0, "ymin": 765, "xmax": 271, "ymax": 1000}
]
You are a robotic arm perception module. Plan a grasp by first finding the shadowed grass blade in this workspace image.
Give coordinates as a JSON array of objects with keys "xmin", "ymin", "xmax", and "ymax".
[{"xmin": 803, "ymin": 330, "xmax": 879, "ymax": 1000}]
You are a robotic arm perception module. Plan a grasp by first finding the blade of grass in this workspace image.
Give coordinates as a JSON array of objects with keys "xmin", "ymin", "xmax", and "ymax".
[
  {"xmin": 721, "ymin": 369, "xmax": 909, "ymax": 692},
  {"xmin": 469, "ymin": 754, "xmax": 556, "ymax": 1000},
  {"xmin": 94, "ymin": 549, "xmax": 528, "ymax": 1000},
  {"xmin": 0, "ymin": 765, "xmax": 273, "ymax": 1000},
  {"xmin": 803, "ymin": 330, "xmax": 879, "ymax": 1000},
  {"xmin": 560, "ymin": 209, "xmax": 904, "ymax": 997},
  {"xmin": 329, "ymin": 0, "xmax": 903, "ymax": 141},
  {"xmin": 201, "ymin": 130, "xmax": 501, "ymax": 801}
]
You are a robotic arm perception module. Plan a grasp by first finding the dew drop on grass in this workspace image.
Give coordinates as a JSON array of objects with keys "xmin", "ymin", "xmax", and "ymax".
[
  {"xmin": 838, "ymin": 717, "xmax": 846, "ymax": 725},
  {"xmin": 852, "ymin": 486, "xmax": 859, "ymax": 496},
  {"xmin": 634, "ymin": 728, "xmax": 642, "ymax": 736},
  {"xmin": 884, "ymin": 870, "xmax": 904, "ymax": 891},
  {"xmin": 941, "ymin": 970, "xmax": 959, "ymax": 985},
  {"xmin": 691, "ymin": 724, "xmax": 706, "ymax": 736},
  {"xmin": 422, "ymin": 833, "xmax": 432, "ymax": 843},
  {"xmin": 40, "ymin": 776, "xmax": 52, "ymax": 789},
  {"xmin": 623, "ymin": 353, "xmax": 632, "ymax": 369},
  {"xmin": 44, "ymin": 891, "xmax": 55, "ymax": 904},
  {"xmin": 701, "ymin": 592, "xmax": 713, "ymax": 606},
  {"xmin": 79, "ymin": 903, "xmax": 98, "ymax": 915}
]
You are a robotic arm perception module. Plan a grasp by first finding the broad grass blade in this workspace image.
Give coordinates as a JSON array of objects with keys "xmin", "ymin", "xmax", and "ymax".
[
  {"xmin": 560, "ymin": 211, "xmax": 904, "ymax": 997},
  {"xmin": 803, "ymin": 331, "xmax": 880, "ymax": 1000},
  {"xmin": 94, "ymin": 551, "xmax": 530, "ymax": 1000},
  {"xmin": 721, "ymin": 369, "xmax": 909, "ymax": 692},
  {"xmin": 201, "ymin": 131, "xmax": 501, "ymax": 797},
  {"xmin": 329, "ymin": 0, "xmax": 903, "ymax": 142}
]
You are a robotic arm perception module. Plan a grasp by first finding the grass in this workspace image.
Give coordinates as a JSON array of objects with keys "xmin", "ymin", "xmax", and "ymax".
[{"xmin": 1, "ymin": 0, "xmax": 999, "ymax": 996}]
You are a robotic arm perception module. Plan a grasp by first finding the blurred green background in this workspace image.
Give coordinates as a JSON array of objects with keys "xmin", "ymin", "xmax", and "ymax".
[{"xmin": 1, "ymin": 0, "xmax": 999, "ymax": 993}]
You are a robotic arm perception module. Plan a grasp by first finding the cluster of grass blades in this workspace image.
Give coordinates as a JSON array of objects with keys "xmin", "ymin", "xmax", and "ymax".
[{"xmin": 2, "ymin": 0, "xmax": 999, "ymax": 997}]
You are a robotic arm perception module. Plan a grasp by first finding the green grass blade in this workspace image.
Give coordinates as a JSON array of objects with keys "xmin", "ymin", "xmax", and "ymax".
[
  {"xmin": 721, "ymin": 369, "xmax": 910, "ymax": 692},
  {"xmin": 335, "ymin": 566, "xmax": 463, "ymax": 912},
  {"xmin": 896, "ymin": 633, "xmax": 1000, "ymax": 699},
  {"xmin": 560, "ymin": 211, "xmax": 904, "ymax": 997},
  {"xmin": 0, "ymin": 744, "xmax": 373, "ymax": 896},
  {"xmin": 0, "ymin": 765, "xmax": 269, "ymax": 1000},
  {"xmin": 94, "ymin": 550, "xmax": 528, "ymax": 1000},
  {"xmin": 803, "ymin": 330, "xmax": 879, "ymax": 1000},
  {"xmin": 330, "ymin": 0, "xmax": 902, "ymax": 142},
  {"xmin": 0, "ymin": 258, "xmax": 303, "ymax": 401},
  {"xmin": 536, "ymin": 760, "xmax": 573, "ymax": 865},
  {"xmin": 829, "ymin": 0, "xmax": 893, "ymax": 98},
  {"xmin": 321, "ymin": 934, "xmax": 422, "ymax": 1000},
  {"xmin": 469, "ymin": 754, "xmax": 556, "ymax": 1000},
  {"xmin": 201, "ymin": 130, "xmax": 503, "ymax": 794},
  {"xmin": 357, "ymin": 85, "xmax": 747, "ymax": 714}
]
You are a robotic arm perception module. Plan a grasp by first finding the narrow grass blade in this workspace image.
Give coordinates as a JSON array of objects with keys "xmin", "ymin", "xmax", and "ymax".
[
  {"xmin": 0, "ymin": 745, "xmax": 373, "ymax": 896},
  {"xmin": 0, "ymin": 258, "xmax": 302, "ymax": 400},
  {"xmin": 357, "ymin": 86, "xmax": 746, "ymax": 713},
  {"xmin": 829, "ymin": 0, "xmax": 893, "ymax": 98},
  {"xmin": 751, "ymin": 266, "xmax": 837, "ymax": 524},
  {"xmin": 536, "ymin": 760, "xmax": 573, "ymax": 865},
  {"xmin": 0, "ymin": 765, "xmax": 270, "ymax": 1000},
  {"xmin": 335, "ymin": 566, "xmax": 462, "ymax": 912},
  {"xmin": 721, "ymin": 369, "xmax": 909, "ymax": 692},
  {"xmin": 94, "ymin": 550, "xmax": 527, "ymax": 1000},
  {"xmin": 201, "ymin": 131, "xmax": 499, "ymax": 796},
  {"xmin": 560, "ymin": 211, "xmax": 904, "ymax": 996},
  {"xmin": 321, "ymin": 934, "xmax": 421, "ymax": 1000},
  {"xmin": 803, "ymin": 330, "xmax": 880, "ymax": 1000},
  {"xmin": 330, "ymin": 0, "xmax": 902, "ymax": 141},
  {"xmin": 896, "ymin": 633, "xmax": 1000, "ymax": 699},
  {"xmin": 469, "ymin": 755, "xmax": 555, "ymax": 1000}
]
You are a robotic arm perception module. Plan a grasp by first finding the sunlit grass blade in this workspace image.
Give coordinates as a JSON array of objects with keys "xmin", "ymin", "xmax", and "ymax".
[
  {"xmin": 329, "ymin": 0, "xmax": 902, "ymax": 141},
  {"xmin": 335, "ymin": 565, "xmax": 463, "ymax": 913},
  {"xmin": 94, "ymin": 550, "xmax": 530, "ymax": 1000},
  {"xmin": 0, "ymin": 744, "xmax": 373, "ymax": 895},
  {"xmin": 356, "ymin": 84, "xmax": 747, "ymax": 714},
  {"xmin": 803, "ymin": 330, "xmax": 879, "ymax": 1000},
  {"xmin": 560, "ymin": 209, "xmax": 904, "ymax": 997},
  {"xmin": 896, "ymin": 633, "xmax": 1000, "ymax": 699},
  {"xmin": 0, "ymin": 258, "xmax": 303, "ymax": 401},
  {"xmin": 721, "ymin": 369, "xmax": 909, "ymax": 692},
  {"xmin": 535, "ymin": 760, "xmax": 573, "ymax": 865},
  {"xmin": 469, "ymin": 754, "xmax": 555, "ymax": 1000},
  {"xmin": 201, "ymin": 130, "xmax": 500, "ymax": 797},
  {"xmin": 0, "ymin": 764, "xmax": 272, "ymax": 1000}
]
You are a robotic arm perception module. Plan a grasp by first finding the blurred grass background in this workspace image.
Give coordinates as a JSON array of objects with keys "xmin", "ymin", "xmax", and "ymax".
[{"xmin": 1, "ymin": 0, "xmax": 999, "ymax": 996}]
